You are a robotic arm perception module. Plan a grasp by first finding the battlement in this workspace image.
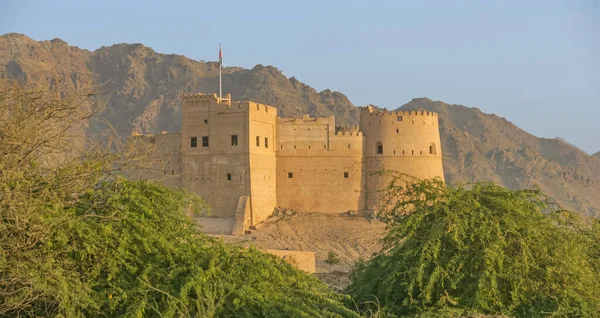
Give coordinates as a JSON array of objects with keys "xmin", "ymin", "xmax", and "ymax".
[
  {"xmin": 182, "ymin": 93, "xmax": 233, "ymax": 107},
  {"xmin": 278, "ymin": 114, "xmax": 335, "ymax": 125},
  {"xmin": 243, "ymin": 101, "xmax": 278, "ymax": 114},
  {"xmin": 182, "ymin": 93, "xmax": 218, "ymax": 101},
  {"xmin": 362, "ymin": 105, "xmax": 438, "ymax": 118},
  {"xmin": 335, "ymin": 125, "xmax": 362, "ymax": 137}
]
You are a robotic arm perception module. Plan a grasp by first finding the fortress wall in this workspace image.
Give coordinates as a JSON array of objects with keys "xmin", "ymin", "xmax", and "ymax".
[
  {"xmin": 359, "ymin": 107, "xmax": 444, "ymax": 211},
  {"xmin": 181, "ymin": 94, "xmax": 251, "ymax": 218},
  {"xmin": 330, "ymin": 130, "xmax": 365, "ymax": 156},
  {"xmin": 276, "ymin": 115, "xmax": 335, "ymax": 155},
  {"xmin": 127, "ymin": 133, "xmax": 182, "ymax": 188},
  {"xmin": 364, "ymin": 156, "xmax": 445, "ymax": 210},
  {"xmin": 275, "ymin": 114, "xmax": 365, "ymax": 212},
  {"xmin": 276, "ymin": 156, "xmax": 364, "ymax": 213},
  {"xmin": 276, "ymin": 115, "xmax": 365, "ymax": 156},
  {"xmin": 248, "ymin": 102, "xmax": 278, "ymax": 225},
  {"xmin": 150, "ymin": 133, "xmax": 182, "ymax": 188}
]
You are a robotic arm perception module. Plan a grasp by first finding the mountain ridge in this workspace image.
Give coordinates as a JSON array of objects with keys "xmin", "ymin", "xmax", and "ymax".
[{"xmin": 1, "ymin": 33, "xmax": 598, "ymax": 216}]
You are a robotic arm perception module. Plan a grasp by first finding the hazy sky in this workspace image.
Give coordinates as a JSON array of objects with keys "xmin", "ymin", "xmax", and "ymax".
[{"xmin": 2, "ymin": 0, "xmax": 599, "ymax": 153}]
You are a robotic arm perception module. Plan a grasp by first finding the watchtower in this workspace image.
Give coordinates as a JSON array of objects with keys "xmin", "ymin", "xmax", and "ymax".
[{"xmin": 359, "ymin": 106, "xmax": 444, "ymax": 211}]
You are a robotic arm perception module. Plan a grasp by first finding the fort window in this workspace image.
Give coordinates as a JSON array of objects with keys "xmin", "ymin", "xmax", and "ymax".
[
  {"xmin": 412, "ymin": 150, "xmax": 414, "ymax": 155},
  {"xmin": 265, "ymin": 137, "xmax": 268, "ymax": 148},
  {"xmin": 397, "ymin": 115, "xmax": 403, "ymax": 121},
  {"xmin": 281, "ymin": 145, "xmax": 283, "ymax": 150},
  {"xmin": 393, "ymin": 150, "xmax": 396, "ymax": 155},
  {"xmin": 204, "ymin": 119, "xmax": 208, "ymax": 125},
  {"xmin": 412, "ymin": 120, "xmax": 415, "ymax": 125},
  {"xmin": 376, "ymin": 142, "xmax": 383, "ymax": 155},
  {"xmin": 231, "ymin": 135, "xmax": 238, "ymax": 146},
  {"xmin": 344, "ymin": 172, "xmax": 349, "ymax": 178},
  {"xmin": 227, "ymin": 173, "xmax": 231, "ymax": 181},
  {"xmin": 420, "ymin": 151, "xmax": 423, "ymax": 155},
  {"xmin": 190, "ymin": 136, "xmax": 198, "ymax": 148},
  {"xmin": 396, "ymin": 129, "xmax": 399, "ymax": 133},
  {"xmin": 348, "ymin": 143, "xmax": 351, "ymax": 149},
  {"xmin": 308, "ymin": 145, "xmax": 311, "ymax": 149},
  {"xmin": 430, "ymin": 143, "xmax": 437, "ymax": 155},
  {"xmin": 403, "ymin": 150, "xmax": 405, "ymax": 155},
  {"xmin": 294, "ymin": 145, "xmax": 296, "ymax": 149},
  {"xmin": 324, "ymin": 145, "xmax": 326, "ymax": 149},
  {"xmin": 256, "ymin": 136, "xmax": 260, "ymax": 147},
  {"xmin": 171, "ymin": 170, "xmax": 174, "ymax": 175},
  {"xmin": 257, "ymin": 104, "xmax": 260, "ymax": 110},
  {"xmin": 288, "ymin": 172, "xmax": 293, "ymax": 178},
  {"xmin": 202, "ymin": 136, "xmax": 209, "ymax": 147}
]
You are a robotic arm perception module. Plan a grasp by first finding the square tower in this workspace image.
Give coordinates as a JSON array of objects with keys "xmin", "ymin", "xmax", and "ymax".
[{"xmin": 180, "ymin": 93, "xmax": 278, "ymax": 224}]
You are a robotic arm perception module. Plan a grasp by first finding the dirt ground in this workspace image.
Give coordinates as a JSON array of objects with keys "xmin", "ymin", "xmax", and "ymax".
[{"xmin": 213, "ymin": 213, "xmax": 388, "ymax": 289}]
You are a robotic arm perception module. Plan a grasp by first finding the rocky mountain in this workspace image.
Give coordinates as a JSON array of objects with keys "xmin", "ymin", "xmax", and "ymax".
[
  {"xmin": 594, "ymin": 152, "xmax": 600, "ymax": 159},
  {"xmin": 1, "ymin": 33, "xmax": 598, "ymax": 216},
  {"xmin": 0, "ymin": 33, "xmax": 359, "ymax": 138}
]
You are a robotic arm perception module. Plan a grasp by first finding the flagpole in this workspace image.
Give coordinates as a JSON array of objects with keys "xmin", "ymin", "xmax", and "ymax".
[{"xmin": 219, "ymin": 44, "xmax": 222, "ymax": 100}]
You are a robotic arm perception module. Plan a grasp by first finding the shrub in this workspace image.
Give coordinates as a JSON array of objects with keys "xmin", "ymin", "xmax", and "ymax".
[
  {"xmin": 346, "ymin": 179, "xmax": 600, "ymax": 317},
  {"xmin": 326, "ymin": 252, "xmax": 343, "ymax": 266}
]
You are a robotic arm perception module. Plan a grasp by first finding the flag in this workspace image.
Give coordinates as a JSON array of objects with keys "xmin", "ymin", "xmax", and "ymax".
[{"xmin": 219, "ymin": 45, "xmax": 222, "ymax": 66}]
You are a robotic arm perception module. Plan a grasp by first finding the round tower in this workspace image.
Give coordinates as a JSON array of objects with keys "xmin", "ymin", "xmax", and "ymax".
[{"xmin": 359, "ymin": 106, "xmax": 444, "ymax": 211}]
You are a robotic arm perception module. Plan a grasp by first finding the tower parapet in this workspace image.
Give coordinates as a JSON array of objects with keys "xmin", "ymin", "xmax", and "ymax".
[
  {"xmin": 359, "ymin": 106, "xmax": 441, "ymax": 157},
  {"xmin": 183, "ymin": 93, "xmax": 233, "ymax": 108}
]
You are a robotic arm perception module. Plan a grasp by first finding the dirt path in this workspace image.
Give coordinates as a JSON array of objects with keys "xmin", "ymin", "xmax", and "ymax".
[{"xmin": 215, "ymin": 213, "xmax": 387, "ymax": 288}]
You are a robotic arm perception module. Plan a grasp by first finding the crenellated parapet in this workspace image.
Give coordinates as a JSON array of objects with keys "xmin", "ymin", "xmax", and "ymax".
[
  {"xmin": 277, "ymin": 114, "xmax": 335, "ymax": 125},
  {"xmin": 361, "ymin": 105, "xmax": 438, "ymax": 118},
  {"xmin": 334, "ymin": 125, "xmax": 363, "ymax": 137},
  {"xmin": 182, "ymin": 93, "xmax": 233, "ymax": 108},
  {"xmin": 182, "ymin": 93, "xmax": 219, "ymax": 101}
]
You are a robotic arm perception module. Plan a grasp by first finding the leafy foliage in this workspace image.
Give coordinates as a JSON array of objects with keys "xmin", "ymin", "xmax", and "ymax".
[
  {"xmin": 69, "ymin": 180, "xmax": 357, "ymax": 317},
  {"xmin": 346, "ymin": 179, "xmax": 600, "ymax": 317}
]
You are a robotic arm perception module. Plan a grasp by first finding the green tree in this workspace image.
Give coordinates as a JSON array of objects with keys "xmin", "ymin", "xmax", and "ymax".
[{"xmin": 346, "ymin": 178, "xmax": 600, "ymax": 317}]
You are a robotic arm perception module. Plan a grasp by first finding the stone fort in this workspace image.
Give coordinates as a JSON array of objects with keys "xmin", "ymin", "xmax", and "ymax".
[{"xmin": 129, "ymin": 93, "xmax": 444, "ymax": 233}]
